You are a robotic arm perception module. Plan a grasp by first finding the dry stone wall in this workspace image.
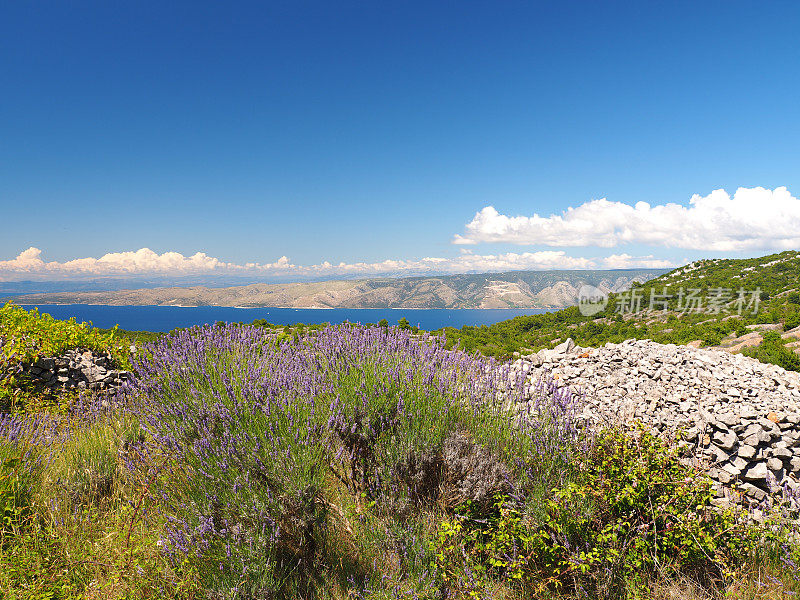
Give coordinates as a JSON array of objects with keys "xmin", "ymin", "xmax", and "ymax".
[
  {"xmin": 16, "ymin": 348, "xmax": 130, "ymax": 392},
  {"xmin": 511, "ymin": 338, "xmax": 800, "ymax": 506}
]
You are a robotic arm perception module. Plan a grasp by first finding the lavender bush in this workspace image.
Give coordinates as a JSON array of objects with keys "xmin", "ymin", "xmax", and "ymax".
[
  {"xmin": 121, "ymin": 323, "xmax": 583, "ymax": 598},
  {"xmin": 1, "ymin": 398, "xmax": 129, "ymax": 530}
]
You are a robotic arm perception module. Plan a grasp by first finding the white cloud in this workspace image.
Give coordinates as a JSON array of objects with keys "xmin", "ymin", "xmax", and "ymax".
[
  {"xmin": 0, "ymin": 247, "xmax": 289, "ymax": 280},
  {"xmin": 453, "ymin": 186, "xmax": 800, "ymax": 251},
  {"xmin": 599, "ymin": 254, "xmax": 675, "ymax": 269},
  {"xmin": 0, "ymin": 247, "xmax": 672, "ymax": 282}
]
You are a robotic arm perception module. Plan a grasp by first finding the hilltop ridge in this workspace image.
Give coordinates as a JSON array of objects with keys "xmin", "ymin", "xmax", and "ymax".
[{"xmin": 6, "ymin": 268, "xmax": 666, "ymax": 309}]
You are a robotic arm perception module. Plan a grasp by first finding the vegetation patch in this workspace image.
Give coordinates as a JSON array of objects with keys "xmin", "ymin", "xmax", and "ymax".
[{"xmin": 0, "ymin": 304, "xmax": 799, "ymax": 598}]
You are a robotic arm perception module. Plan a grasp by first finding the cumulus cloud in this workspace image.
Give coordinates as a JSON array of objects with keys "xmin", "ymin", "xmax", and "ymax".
[
  {"xmin": 0, "ymin": 247, "xmax": 672, "ymax": 282},
  {"xmin": 453, "ymin": 186, "xmax": 800, "ymax": 251},
  {"xmin": 0, "ymin": 247, "xmax": 294, "ymax": 280}
]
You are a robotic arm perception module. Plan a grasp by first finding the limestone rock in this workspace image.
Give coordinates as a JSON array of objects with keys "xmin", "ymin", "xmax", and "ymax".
[{"xmin": 510, "ymin": 337, "xmax": 800, "ymax": 505}]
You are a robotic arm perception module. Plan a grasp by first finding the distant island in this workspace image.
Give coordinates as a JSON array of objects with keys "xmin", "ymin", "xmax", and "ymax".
[{"xmin": 7, "ymin": 268, "xmax": 667, "ymax": 309}]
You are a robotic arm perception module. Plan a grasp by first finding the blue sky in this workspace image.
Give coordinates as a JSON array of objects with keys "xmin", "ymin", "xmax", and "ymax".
[{"xmin": 1, "ymin": 1, "xmax": 800, "ymax": 282}]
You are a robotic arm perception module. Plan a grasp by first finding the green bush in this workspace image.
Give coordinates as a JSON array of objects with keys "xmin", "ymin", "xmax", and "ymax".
[
  {"xmin": 530, "ymin": 428, "xmax": 760, "ymax": 596},
  {"xmin": 701, "ymin": 331, "xmax": 723, "ymax": 346},
  {"xmin": 433, "ymin": 428, "xmax": 769, "ymax": 599},
  {"xmin": 742, "ymin": 333, "xmax": 800, "ymax": 371},
  {"xmin": 436, "ymin": 494, "xmax": 530, "ymax": 597},
  {"xmin": 785, "ymin": 312, "xmax": 800, "ymax": 330},
  {"xmin": 0, "ymin": 302, "xmax": 127, "ymax": 366}
]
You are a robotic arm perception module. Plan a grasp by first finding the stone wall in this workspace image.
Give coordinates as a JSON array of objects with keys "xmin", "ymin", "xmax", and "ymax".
[
  {"xmin": 15, "ymin": 348, "xmax": 131, "ymax": 392},
  {"xmin": 511, "ymin": 338, "xmax": 800, "ymax": 506}
]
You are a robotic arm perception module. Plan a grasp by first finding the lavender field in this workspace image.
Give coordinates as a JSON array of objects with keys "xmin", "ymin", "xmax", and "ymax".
[{"xmin": 2, "ymin": 312, "xmax": 800, "ymax": 599}]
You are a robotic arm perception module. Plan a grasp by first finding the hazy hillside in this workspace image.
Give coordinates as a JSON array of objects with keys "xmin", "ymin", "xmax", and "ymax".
[
  {"xmin": 6, "ymin": 268, "xmax": 667, "ymax": 309},
  {"xmin": 441, "ymin": 250, "xmax": 800, "ymax": 359}
]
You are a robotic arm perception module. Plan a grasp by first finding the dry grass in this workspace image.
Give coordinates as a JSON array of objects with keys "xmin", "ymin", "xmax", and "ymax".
[{"xmin": 0, "ymin": 413, "xmax": 198, "ymax": 600}]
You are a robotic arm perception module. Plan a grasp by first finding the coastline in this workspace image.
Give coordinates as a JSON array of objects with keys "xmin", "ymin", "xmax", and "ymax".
[{"xmin": 17, "ymin": 302, "xmax": 558, "ymax": 311}]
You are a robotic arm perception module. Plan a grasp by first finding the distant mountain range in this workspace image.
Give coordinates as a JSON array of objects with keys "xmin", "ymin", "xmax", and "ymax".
[{"xmin": 6, "ymin": 269, "xmax": 668, "ymax": 309}]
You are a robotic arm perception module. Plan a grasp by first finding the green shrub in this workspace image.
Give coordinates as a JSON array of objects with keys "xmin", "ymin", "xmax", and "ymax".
[
  {"xmin": 785, "ymin": 312, "xmax": 800, "ymax": 330},
  {"xmin": 432, "ymin": 428, "xmax": 770, "ymax": 599},
  {"xmin": 0, "ymin": 302, "xmax": 127, "ymax": 366},
  {"xmin": 742, "ymin": 333, "xmax": 800, "ymax": 371},
  {"xmin": 0, "ymin": 303, "xmax": 131, "ymax": 411},
  {"xmin": 528, "ymin": 428, "xmax": 761, "ymax": 597},
  {"xmin": 435, "ymin": 494, "xmax": 531, "ymax": 597}
]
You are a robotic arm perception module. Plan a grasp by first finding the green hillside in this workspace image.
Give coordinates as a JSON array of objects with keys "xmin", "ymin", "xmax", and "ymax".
[{"xmin": 440, "ymin": 251, "xmax": 800, "ymax": 362}]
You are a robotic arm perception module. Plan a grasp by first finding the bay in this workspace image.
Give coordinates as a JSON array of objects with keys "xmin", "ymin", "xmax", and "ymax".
[{"xmin": 20, "ymin": 304, "xmax": 555, "ymax": 332}]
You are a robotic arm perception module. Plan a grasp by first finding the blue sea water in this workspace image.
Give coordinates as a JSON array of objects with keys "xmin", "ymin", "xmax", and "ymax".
[{"xmin": 20, "ymin": 304, "xmax": 554, "ymax": 332}]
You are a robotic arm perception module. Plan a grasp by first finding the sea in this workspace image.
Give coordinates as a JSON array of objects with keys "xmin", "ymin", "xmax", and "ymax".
[{"xmin": 19, "ymin": 304, "xmax": 555, "ymax": 332}]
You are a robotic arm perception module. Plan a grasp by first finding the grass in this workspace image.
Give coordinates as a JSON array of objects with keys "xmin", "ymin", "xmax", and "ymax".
[{"xmin": 0, "ymin": 411, "xmax": 198, "ymax": 599}]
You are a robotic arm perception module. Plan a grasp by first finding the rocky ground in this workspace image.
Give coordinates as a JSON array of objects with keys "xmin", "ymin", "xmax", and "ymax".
[{"xmin": 511, "ymin": 336, "xmax": 800, "ymax": 508}]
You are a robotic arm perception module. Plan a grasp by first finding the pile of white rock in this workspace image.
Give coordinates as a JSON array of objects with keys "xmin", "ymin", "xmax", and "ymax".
[{"xmin": 511, "ymin": 338, "xmax": 800, "ymax": 504}]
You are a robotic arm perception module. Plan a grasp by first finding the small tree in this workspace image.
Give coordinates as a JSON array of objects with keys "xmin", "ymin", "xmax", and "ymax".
[
  {"xmin": 378, "ymin": 319, "xmax": 389, "ymax": 328},
  {"xmin": 398, "ymin": 317, "xmax": 411, "ymax": 331}
]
